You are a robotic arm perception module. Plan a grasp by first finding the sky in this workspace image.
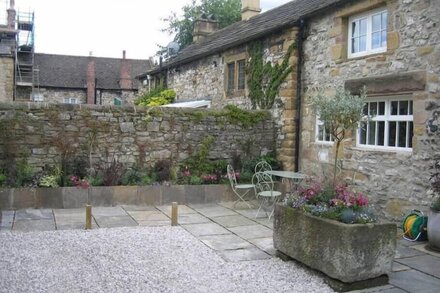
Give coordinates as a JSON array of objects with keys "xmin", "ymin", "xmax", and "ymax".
[{"xmin": 5, "ymin": 0, "xmax": 292, "ymax": 60}]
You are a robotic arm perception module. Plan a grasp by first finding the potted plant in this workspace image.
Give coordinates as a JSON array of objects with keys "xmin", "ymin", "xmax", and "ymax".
[
  {"xmin": 428, "ymin": 160, "xmax": 440, "ymax": 251},
  {"xmin": 273, "ymin": 88, "xmax": 396, "ymax": 290}
]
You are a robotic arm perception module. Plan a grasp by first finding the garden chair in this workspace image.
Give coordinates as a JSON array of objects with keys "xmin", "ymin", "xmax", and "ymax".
[
  {"xmin": 227, "ymin": 164, "xmax": 255, "ymax": 208},
  {"xmin": 252, "ymin": 171, "xmax": 282, "ymax": 219},
  {"xmin": 254, "ymin": 160, "xmax": 272, "ymax": 173}
]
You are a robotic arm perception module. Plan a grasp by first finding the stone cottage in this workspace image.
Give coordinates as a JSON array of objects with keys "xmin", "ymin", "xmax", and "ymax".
[{"xmin": 141, "ymin": 0, "xmax": 440, "ymax": 220}]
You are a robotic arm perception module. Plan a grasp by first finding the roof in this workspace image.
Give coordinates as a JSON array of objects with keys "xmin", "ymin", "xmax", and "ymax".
[
  {"xmin": 34, "ymin": 53, "xmax": 152, "ymax": 90},
  {"xmin": 143, "ymin": 0, "xmax": 345, "ymax": 76}
]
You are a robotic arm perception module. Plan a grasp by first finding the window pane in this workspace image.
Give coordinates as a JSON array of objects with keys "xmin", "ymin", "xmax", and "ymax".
[
  {"xmin": 325, "ymin": 125, "xmax": 332, "ymax": 141},
  {"xmin": 398, "ymin": 121, "xmax": 407, "ymax": 147},
  {"xmin": 363, "ymin": 103, "xmax": 368, "ymax": 115},
  {"xmin": 378, "ymin": 121, "xmax": 385, "ymax": 146},
  {"xmin": 372, "ymin": 14, "xmax": 381, "ymax": 31},
  {"xmin": 381, "ymin": 30, "xmax": 387, "ymax": 47},
  {"xmin": 352, "ymin": 21, "xmax": 359, "ymax": 37},
  {"xmin": 227, "ymin": 63, "xmax": 235, "ymax": 92},
  {"xmin": 237, "ymin": 60, "xmax": 246, "ymax": 90},
  {"xmin": 318, "ymin": 125, "xmax": 324, "ymax": 141},
  {"xmin": 360, "ymin": 18, "xmax": 367, "ymax": 35},
  {"xmin": 378, "ymin": 102, "xmax": 385, "ymax": 115},
  {"xmin": 408, "ymin": 121, "xmax": 413, "ymax": 148},
  {"xmin": 369, "ymin": 102, "xmax": 377, "ymax": 115},
  {"xmin": 388, "ymin": 121, "xmax": 396, "ymax": 146},
  {"xmin": 359, "ymin": 36, "xmax": 367, "ymax": 51},
  {"xmin": 409, "ymin": 101, "xmax": 413, "ymax": 115},
  {"xmin": 352, "ymin": 37, "xmax": 359, "ymax": 53},
  {"xmin": 382, "ymin": 12, "xmax": 388, "ymax": 30},
  {"xmin": 399, "ymin": 100, "xmax": 408, "ymax": 115},
  {"xmin": 368, "ymin": 121, "xmax": 376, "ymax": 145},
  {"xmin": 360, "ymin": 122, "xmax": 367, "ymax": 144},
  {"xmin": 391, "ymin": 101, "xmax": 398, "ymax": 115},
  {"xmin": 372, "ymin": 32, "xmax": 381, "ymax": 49}
]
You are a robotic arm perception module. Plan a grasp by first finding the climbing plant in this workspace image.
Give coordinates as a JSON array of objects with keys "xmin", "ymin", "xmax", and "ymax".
[{"xmin": 246, "ymin": 41, "xmax": 296, "ymax": 109}]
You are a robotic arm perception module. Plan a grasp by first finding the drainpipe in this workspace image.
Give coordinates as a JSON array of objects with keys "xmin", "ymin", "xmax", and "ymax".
[{"xmin": 294, "ymin": 19, "xmax": 305, "ymax": 172}]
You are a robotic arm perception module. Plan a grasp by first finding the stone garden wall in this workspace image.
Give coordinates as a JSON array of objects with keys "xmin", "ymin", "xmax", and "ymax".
[
  {"xmin": 0, "ymin": 56, "xmax": 14, "ymax": 102},
  {"xmin": 300, "ymin": 0, "xmax": 440, "ymax": 221},
  {"xmin": 0, "ymin": 102, "xmax": 275, "ymax": 172}
]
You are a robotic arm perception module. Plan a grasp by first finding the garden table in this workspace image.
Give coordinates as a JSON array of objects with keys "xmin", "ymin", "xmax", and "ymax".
[{"xmin": 263, "ymin": 170, "xmax": 307, "ymax": 191}]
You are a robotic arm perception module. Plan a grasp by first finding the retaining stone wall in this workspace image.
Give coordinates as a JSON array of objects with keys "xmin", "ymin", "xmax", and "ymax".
[
  {"xmin": 300, "ymin": 0, "xmax": 440, "ymax": 220},
  {"xmin": 0, "ymin": 102, "xmax": 275, "ymax": 172}
]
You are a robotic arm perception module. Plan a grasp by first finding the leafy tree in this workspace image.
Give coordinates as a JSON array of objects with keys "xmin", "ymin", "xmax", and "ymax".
[
  {"xmin": 162, "ymin": 0, "xmax": 241, "ymax": 49},
  {"xmin": 310, "ymin": 88, "xmax": 367, "ymax": 185}
]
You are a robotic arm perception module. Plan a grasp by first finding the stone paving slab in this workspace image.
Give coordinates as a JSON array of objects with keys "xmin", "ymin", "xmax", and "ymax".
[
  {"xmin": 412, "ymin": 243, "xmax": 440, "ymax": 257},
  {"xmin": 211, "ymin": 215, "xmax": 256, "ymax": 228},
  {"xmin": 395, "ymin": 254, "xmax": 440, "ymax": 278},
  {"xmin": 254, "ymin": 218, "xmax": 273, "ymax": 229},
  {"xmin": 12, "ymin": 219, "xmax": 55, "ymax": 232},
  {"xmin": 235, "ymin": 208, "xmax": 267, "ymax": 219},
  {"xmin": 53, "ymin": 209, "xmax": 99, "ymax": 230},
  {"xmin": 389, "ymin": 269, "xmax": 440, "ymax": 293},
  {"xmin": 92, "ymin": 206, "xmax": 127, "ymax": 217},
  {"xmin": 248, "ymin": 237, "xmax": 276, "ymax": 255},
  {"xmin": 95, "ymin": 216, "xmax": 138, "ymax": 228},
  {"xmin": 137, "ymin": 220, "xmax": 170, "ymax": 227},
  {"xmin": 351, "ymin": 285, "xmax": 406, "ymax": 293},
  {"xmin": 395, "ymin": 244, "xmax": 426, "ymax": 259},
  {"xmin": 56, "ymin": 221, "xmax": 99, "ymax": 230},
  {"xmin": 156, "ymin": 205, "xmax": 197, "ymax": 216},
  {"xmin": 177, "ymin": 213, "xmax": 210, "ymax": 225},
  {"xmin": 229, "ymin": 225, "xmax": 273, "ymax": 240},
  {"xmin": 218, "ymin": 200, "xmax": 259, "ymax": 210},
  {"xmin": 121, "ymin": 205, "xmax": 158, "ymax": 212},
  {"xmin": 188, "ymin": 204, "xmax": 237, "ymax": 217},
  {"xmin": 1, "ymin": 211, "xmax": 15, "ymax": 230},
  {"xmin": 218, "ymin": 247, "xmax": 271, "ymax": 262},
  {"xmin": 392, "ymin": 261, "xmax": 411, "ymax": 272},
  {"xmin": 182, "ymin": 222, "xmax": 230, "ymax": 237},
  {"xmin": 126, "ymin": 211, "xmax": 169, "ymax": 222},
  {"xmin": 15, "ymin": 209, "xmax": 53, "ymax": 220},
  {"xmin": 199, "ymin": 234, "xmax": 253, "ymax": 251}
]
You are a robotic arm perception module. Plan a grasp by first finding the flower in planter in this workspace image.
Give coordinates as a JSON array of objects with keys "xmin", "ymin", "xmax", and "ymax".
[
  {"xmin": 70, "ymin": 176, "xmax": 90, "ymax": 189},
  {"xmin": 201, "ymin": 174, "xmax": 218, "ymax": 184},
  {"xmin": 285, "ymin": 180, "xmax": 376, "ymax": 224}
]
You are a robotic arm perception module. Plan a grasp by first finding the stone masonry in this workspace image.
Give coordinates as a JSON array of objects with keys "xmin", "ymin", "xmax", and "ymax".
[
  {"xmin": 300, "ymin": 0, "xmax": 440, "ymax": 220},
  {"xmin": 0, "ymin": 56, "xmax": 14, "ymax": 102},
  {"xmin": 0, "ymin": 102, "xmax": 275, "ymax": 173}
]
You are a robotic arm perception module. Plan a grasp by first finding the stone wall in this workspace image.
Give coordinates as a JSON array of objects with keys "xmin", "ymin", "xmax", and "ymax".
[
  {"xmin": 164, "ymin": 27, "xmax": 300, "ymax": 170},
  {"xmin": 0, "ymin": 102, "xmax": 275, "ymax": 173},
  {"xmin": 300, "ymin": 0, "xmax": 440, "ymax": 220},
  {"xmin": 99, "ymin": 89, "xmax": 137, "ymax": 106},
  {"xmin": 35, "ymin": 88, "xmax": 87, "ymax": 104},
  {"xmin": 0, "ymin": 56, "xmax": 14, "ymax": 102}
]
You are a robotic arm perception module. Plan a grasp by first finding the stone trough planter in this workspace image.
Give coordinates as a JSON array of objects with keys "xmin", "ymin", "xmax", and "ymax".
[
  {"xmin": 273, "ymin": 204, "xmax": 396, "ymax": 291},
  {"xmin": 0, "ymin": 184, "xmax": 236, "ymax": 210}
]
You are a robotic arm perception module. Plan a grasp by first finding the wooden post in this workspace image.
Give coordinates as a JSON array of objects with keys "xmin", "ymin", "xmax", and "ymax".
[
  {"xmin": 171, "ymin": 202, "xmax": 178, "ymax": 226},
  {"xmin": 85, "ymin": 204, "xmax": 92, "ymax": 229}
]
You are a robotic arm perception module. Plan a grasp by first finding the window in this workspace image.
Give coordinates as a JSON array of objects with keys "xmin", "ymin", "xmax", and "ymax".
[
  {"xmin": 237, "ymin": 60, "xmax": 246, "ymax": 90},
  {"xmin": 358, "ymin": 98, "xmax": 413, "ymax": 150},
  {"xmin": 63, "ymin": 97, "xmax": 77, "ymax": 104},
  {"xmin": 226, "ymin": 59, "xmax": 246, "ymax": 95},
  {"xmin": 32, "ymin": 93, "xmax": 44, "ymax": 102},
  {"xmin": 348, "ymin": 9, "xmax": 387, "ymax": 58},
  {"xmin": 227, "ymin": 63, "xmax": 235, "ymax": 93},
  {"xmin": 114, "ymin": 97, "xmax": 122, "ymax": 106},
  {"xmin": 316, "ymin": 118, "xmax": 334, "ymax": 143}
]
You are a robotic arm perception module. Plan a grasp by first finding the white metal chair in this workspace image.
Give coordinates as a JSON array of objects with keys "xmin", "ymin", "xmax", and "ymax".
[
  {"xmin": 227, "ymin": 164, "xmax": 255, "ymax": 208},
  {"xmin": 254, "ymin": 160, "xmax": 272, "ymax": 173},
  {"xmin": 252, "ymin": 172, "xmax": 282, "ymax": 219}
]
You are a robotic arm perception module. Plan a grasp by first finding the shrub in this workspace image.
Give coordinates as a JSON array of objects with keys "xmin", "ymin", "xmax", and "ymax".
[
  {"xmin": 154, "ymin": 160, "xmax": 172, "ymax": 183},
  {"xmin": 100, "ymin": 158, "xmax": 124, "ymax": 186},
  {"xmin": 135, "ymin": 88, "xmax": 176, "ymax": 107}
]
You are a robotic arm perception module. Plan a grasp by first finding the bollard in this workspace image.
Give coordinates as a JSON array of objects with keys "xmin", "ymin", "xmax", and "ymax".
[
  {"xmin": 171, "ymin": 202, "xmax": 178, "ymax": 226},
  {"xmin": 85, "ymin": 204, "xmax": 92, "ymax": 229}
]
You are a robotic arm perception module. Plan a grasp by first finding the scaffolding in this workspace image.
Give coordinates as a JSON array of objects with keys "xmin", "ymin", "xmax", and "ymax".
[{"xmin": 14, "ymin": 10, "xmax": 39, "ymax": 100}]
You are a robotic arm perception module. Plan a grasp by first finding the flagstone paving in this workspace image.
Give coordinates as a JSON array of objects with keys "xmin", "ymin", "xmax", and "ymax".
[{"xmin": 1, "ymin": 203, "xmax": 440, "ymax": 292}]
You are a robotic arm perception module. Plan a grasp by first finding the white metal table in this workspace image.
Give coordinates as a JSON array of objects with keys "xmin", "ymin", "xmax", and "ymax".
[{"xmin": 264, "ymin": 170, "xmax": 307, "ymax": 191}]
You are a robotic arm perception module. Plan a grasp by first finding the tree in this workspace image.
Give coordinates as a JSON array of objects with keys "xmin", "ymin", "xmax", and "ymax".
[
  {"xmin": 162, "ymin": 0, "xmax": 241, "ymax": 49},
  {"xmin": 310, "ymin": 88, "xmax": 367, "ymax": 185}
]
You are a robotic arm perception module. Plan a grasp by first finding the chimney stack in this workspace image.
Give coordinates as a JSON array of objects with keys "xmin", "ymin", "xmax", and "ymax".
[
  {"xmin": 120, "ymin": 50, "xmax": 132, "ymax": 90},
  {"xmin": 241, "ymin": 0, "xmax": 261, "ymax": 21},
  {"xmin": 86, "ymin": 56, "xmax": 96, "ymax": 104},
  {"xmin": 7, "ymin": 0, "xmax": 16, "ymax": 29},
  {"xmin": 192, "ymin": 14, "xmax": 219, "ymax": 43}
]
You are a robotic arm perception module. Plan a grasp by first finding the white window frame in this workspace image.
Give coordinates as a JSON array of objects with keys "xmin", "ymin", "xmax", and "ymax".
[
  {"xmin": 63, "ymin": 97, "xmax": 78, "ymax": 104},
  {"xmin": 348, "ymin": 8, "xmax": 388, "ymax": 59},
  {"xmin": 356, "ymin": 96, "xmax": 413, "ymax": 152},
  {"xmin": 315, "ymin": 117, "xmax": 334, "ymax": 145}
]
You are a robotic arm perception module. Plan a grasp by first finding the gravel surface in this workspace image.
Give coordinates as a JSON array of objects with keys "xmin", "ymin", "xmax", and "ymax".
[{"xmin": 0, "ymin": 227, "xmax": 333, "ymax": 293}]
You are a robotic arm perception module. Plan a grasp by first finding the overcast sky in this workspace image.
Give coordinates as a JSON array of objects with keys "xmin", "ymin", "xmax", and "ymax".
[{"xmin": 6, "ymin": 0, "xmax": 291, "ymax": 60}]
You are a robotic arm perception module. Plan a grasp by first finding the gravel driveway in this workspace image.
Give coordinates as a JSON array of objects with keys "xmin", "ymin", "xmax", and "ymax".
[{"xmin": 0, "ymin": 226, "xmax": 333, "ymax": 292}]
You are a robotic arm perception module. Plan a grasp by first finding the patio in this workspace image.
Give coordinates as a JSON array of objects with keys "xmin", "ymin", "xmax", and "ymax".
[{"xmin": 1, "ymin": 202, "xmax": 440, "ymax": 292}]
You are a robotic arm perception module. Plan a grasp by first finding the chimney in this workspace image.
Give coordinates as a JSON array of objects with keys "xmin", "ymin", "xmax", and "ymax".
[
  {"xmin": 7, "ymin": 0, "xmax": 16, "ymax": 29},
  {"xmin": 192, "ymin": 14, "xmax": 219, "ymax": 43},
  {"xmin": 86, "ymin": 54, "xmax": 96, "ymax": 104},
  {"xmin": 241, "ymin": 0, "xmax": 261, "ymax": 21},
  {"xmin": 119, "ymin": 50, "xmax": 132, "ymax": 90}
]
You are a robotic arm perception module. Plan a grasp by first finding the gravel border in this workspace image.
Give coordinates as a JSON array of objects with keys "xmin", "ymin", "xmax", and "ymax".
[{"xmin": 0, "ymin": 227, "xmax": 333, "ymax": 292}]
